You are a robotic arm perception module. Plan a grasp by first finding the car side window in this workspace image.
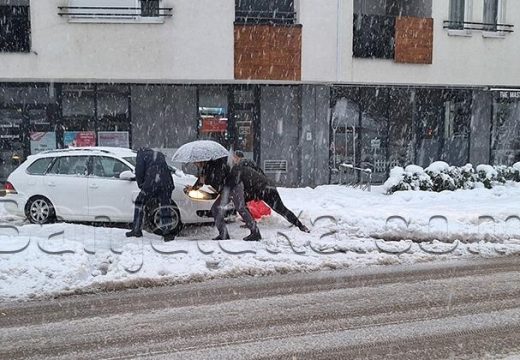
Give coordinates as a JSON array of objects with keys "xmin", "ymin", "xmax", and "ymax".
[
  {"xmin": 48, "ymin": 156, "xmax": 89, "ymax": 176},
  {"xmin": 91, "ymin": 156, "xmax": 131, "ymax": 178},
  {"xmin": 27, "ymin": 157, "xmax": 54, "ymax": 175}
]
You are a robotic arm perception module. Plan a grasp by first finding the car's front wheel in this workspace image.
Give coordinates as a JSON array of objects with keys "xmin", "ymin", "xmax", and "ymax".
[
  {"xmin": 144, "ymin": 201, "xmax": 183, "ymax": 236},
  {"xmin": 25, "ymin": 196, "xmax": 56, "ymax": 224}
]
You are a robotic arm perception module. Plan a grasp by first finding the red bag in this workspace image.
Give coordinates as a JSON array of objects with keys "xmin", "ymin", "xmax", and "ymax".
[{"xmin": 247, "ymin": 200, "xmax": 271, "ymax": 220}]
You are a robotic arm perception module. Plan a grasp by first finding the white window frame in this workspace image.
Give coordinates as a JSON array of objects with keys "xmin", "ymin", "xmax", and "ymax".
[
  {"xmin": 482, "ymin": 0, "xmax": 507, "ymax": 38},
  {"xmin": 66, "ymin": 0, "xmax": 165, "ymax": 24},
  {"xmin": 447, "ymin": 0, "xmax": 474, "ymax": 37}
]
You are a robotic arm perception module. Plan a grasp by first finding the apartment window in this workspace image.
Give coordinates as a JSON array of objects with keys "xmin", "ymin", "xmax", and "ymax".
[
  {"xmin": 448, "ymin": 0, "xmax": 465, "ymax": 29},
  {"xmin": 353, "ymin": 14, "xmax": 395, "ymax": 59},
  {"xmin": 483, "ymin": 0, "xmax": 499, "ymax": 31},
  {"xmin": 235, "ymin": 0, "xmax": 295, "ymax": 25},
  {"xmin": 0, "ymin": 0, "xmax": 30, "ymax": 52},
  {"xmin": 141, "ymin": 0, "xmax": 159, "ymax": 17}
]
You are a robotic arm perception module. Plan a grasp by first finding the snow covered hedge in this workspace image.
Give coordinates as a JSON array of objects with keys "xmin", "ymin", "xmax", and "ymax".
[{"xmin": 384, "ymin": 161, "xmax": 520, "ymax": 194}]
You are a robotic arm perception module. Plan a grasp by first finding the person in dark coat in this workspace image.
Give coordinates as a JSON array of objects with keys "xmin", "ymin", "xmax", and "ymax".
[
  {"xmin": 233, "ymin": 150, "xmax": 264, "ymax": 175},
  {"xmin": 191, "ymin": 156, "xmax": 230, "ymax": 194},
  {"xmin": 219, "ymin": 163, "xmax": 310, "ymax": 241},
  {"xmin": 189, "ymin": 156, "xmax": 253, "ymax": 241},
  {"xmin": 232, "ymin": 150, "xmax": 269, "ymax": 228},
  {"xmin": 126, "ymin": 148, "xmax": 175, "ymax": 240}
]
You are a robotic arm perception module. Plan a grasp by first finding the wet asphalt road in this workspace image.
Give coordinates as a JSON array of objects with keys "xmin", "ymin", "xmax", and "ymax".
[{"xmin": 2, "ymin": 257, "xmax": 520, "ymax": 359}]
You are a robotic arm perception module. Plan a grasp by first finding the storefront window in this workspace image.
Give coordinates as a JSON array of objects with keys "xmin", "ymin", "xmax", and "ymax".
[
  {"xmin": 415, "ymin": 88, "xmax": 471, "ymax": 167},
  {"xmin": 0, "ymin": 109, "xmax": 25, "ymax": 183},
  {"xmin": 62, "ymin": 84, "xmax": 95, "ymax": 131},
  {"xmin": 492, "ymin": 92, "xmax": 520, "ymax": 165},
  {"xmin": 388, "ymin": 88, "xmax": 415, "ymax": 167},
  {"xmin": 330, "ymin": 87, "xmax": 359, "ymax": 170},
  {"xmin": 198, "ymin": 86, "xmax": 229, "ymax": 147},
  {"xmin": 97, "ymin": 85, "xmax": 130, "ymax": 131},
  {"xmin": 359, "ymin": 87, "xmax": 389, "ymax": 181},
  {"xmin": 0, "ymin": 85, "xmax": 53, "ymax": 105},
  {"xmin": 61, "ymin": 84, "xmax": 96, "ymax": 147},
  {"xmin": 97, "ymin": 85, "xmax": 130, "ymax": 147}
]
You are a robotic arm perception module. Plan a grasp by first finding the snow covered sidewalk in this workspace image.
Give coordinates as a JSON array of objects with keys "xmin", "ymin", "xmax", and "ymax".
[{"xmin": 1, "ymin": 184, "xmax": 520, "ymax": 300}]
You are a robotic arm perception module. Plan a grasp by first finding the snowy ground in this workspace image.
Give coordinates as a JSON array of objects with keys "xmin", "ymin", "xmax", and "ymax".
[{"xmin": 2, "ymin": 184, "xmax": 520, "ymax": 300}]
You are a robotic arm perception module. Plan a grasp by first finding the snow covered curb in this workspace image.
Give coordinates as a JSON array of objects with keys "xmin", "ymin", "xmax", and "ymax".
[{"xmin": 2, "ymin": 184, "xmax": 520, "ymax": 300}]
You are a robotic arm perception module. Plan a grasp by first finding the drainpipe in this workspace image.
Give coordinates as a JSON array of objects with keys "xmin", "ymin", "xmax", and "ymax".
[{"xmin": 336, "ymin": 0, "xmax": 341, "ymax": 81}]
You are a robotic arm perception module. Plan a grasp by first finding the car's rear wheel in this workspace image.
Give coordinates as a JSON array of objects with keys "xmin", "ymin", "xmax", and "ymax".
[
  {"xmin": 144, "ymin": 200, "xmax": 183, "ymax": 236},
  {"xmin": 25, "ymin": 196, "xmax": 56, "ymax": 224}
]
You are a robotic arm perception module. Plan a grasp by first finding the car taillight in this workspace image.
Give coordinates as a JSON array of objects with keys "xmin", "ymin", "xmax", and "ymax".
[{"xmin": 4, "ymin": 182, "xmax": 17, "ymax": 194}]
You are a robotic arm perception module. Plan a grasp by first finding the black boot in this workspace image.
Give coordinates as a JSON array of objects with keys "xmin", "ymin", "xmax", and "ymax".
[
  {"xmin": 162, "ymin": 233, "xmax": 176, "ymax": 242},
  {"xmin": 127, "ymin": 206, "xmax": 144, "ymax": 238},
  {"xmin": 126, "ymin": 229, "xmax": 143, "ymax": 238},
  {"xmin": 298, "ymin": 224, "xmax": 311, "ymax": 233},
  {"xmin": 213, "ymin": 233, "xmax": 230, "ymax": 240},
  {"xmin": 243, "ymin": 230, "xmax": 261, "ymax": 241}
]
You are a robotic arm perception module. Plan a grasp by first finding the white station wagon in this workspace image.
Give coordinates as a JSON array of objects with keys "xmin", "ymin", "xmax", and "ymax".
[{"xmin": 2, "ymin": 147, "xmax": 226, "ymax": 235}]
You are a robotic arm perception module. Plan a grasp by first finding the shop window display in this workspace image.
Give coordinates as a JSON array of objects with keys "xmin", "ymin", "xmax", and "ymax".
[
  {"xmin": 492, "ymin": 93, "xmax": 520, "ymax": 165},
  {"xmin": 198, "ymin": 86, "xmax": 229, "ymax": 148}
]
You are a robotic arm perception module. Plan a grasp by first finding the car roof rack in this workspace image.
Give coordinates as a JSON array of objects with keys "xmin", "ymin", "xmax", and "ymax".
[{"xmin": 40, "ymin": 148, "xmax": 112, "ymax": 155}]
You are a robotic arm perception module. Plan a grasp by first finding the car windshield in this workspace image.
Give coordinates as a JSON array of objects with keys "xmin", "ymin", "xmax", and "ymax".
[{"xmin": 123, "ymin": 157, "xmax": 136, "ymax": 167}]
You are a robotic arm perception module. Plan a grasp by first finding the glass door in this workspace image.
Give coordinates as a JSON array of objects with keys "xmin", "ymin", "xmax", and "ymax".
[
  {"xmin": 234, "ymin": 109, "xmax": 255, "ymax": 157},
  {"xmin": 230, "ymin": 86, "xmax": 259, "ymax": 161}
]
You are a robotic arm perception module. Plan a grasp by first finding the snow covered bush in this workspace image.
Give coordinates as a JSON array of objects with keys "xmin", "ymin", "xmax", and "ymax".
[
  {"xmin": 384, "ymin": 162, "xmax": 520, "ymax": 194},
  {"xmin": 495, "ymin": 164, "xmax": 520, "ymax": 183},
  {"xmin": 476, "ymin": 165, "xmax": 500, "ymax": 189},
  {"xmin": 384, "ymin": 166, "xmax": 433, "ymax": 193},
  {"xmin": 425, "ymin": 162, "xmax": 457, "ymax": 192}
]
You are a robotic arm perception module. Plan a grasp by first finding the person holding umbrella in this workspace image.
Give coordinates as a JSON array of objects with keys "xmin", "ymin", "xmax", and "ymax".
[
  {"xmin": 173, "ymin": 140, "xmax": 259, "ymax": 241},
  {"xmin": 173, "ymin": 140, "xmax": 310, "ymax": 241}
]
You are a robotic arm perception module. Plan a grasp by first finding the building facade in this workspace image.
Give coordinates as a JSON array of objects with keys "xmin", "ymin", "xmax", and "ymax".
[{"xmin": 0, "ymin": 0, "xmax": 518, "ymax": 186}]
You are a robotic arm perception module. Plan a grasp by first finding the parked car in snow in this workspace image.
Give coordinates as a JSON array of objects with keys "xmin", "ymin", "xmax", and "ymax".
[{"xmin": 2, "ymin": 147, "xmax": 230, "ymax": 235}]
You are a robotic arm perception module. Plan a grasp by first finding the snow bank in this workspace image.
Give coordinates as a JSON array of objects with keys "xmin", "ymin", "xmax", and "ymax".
[{"xmin": 2, "ymin": 184, "xmax": 520, "ymax": 300}]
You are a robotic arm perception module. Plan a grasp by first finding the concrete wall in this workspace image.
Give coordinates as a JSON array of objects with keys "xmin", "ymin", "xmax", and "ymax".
[
  {"xmin": 301, "ymin": 85, "xmax": 330, "ymax": 187},
  {"xmin": 260, "ymin": 86, "xmax": 301, "ymax": 187},
  {"xmin": 0, "ymin": 0, "xmax": 234, "ymax": 82}
]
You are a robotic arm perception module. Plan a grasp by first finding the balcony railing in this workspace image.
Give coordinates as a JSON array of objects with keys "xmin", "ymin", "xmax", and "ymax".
[
  {"xmin": 443, "ymin": 20, "xmax": 514, "ymax": 33},
  {"xmin": 58, "ymin": 5, "xmax": 173, "ymax": 19},
  {"xmin": 235, "ymin": 10, "xmax": 296, "ymax": 25}
]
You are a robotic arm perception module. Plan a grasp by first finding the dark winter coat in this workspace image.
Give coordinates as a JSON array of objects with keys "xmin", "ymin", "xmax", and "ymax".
[
  {"xmin": 135, "ymin": 148, "xmax": 174, "ymax": 193},
  {"xmin": 193, "ymin": 157, "xmax": 230, "ymax": 193},
  {"xmin": 239, "ymin": 158, "xmax": 265, "ymax": 175},
  {"xmin": 226, "ymin": 163, "xmax": 275, "ymax": 202}
]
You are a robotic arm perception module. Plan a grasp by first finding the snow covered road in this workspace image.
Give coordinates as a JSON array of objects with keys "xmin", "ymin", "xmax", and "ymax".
[{"xmin": 2, "ymin": 257, "xmax": 520, "ymax": 359}]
